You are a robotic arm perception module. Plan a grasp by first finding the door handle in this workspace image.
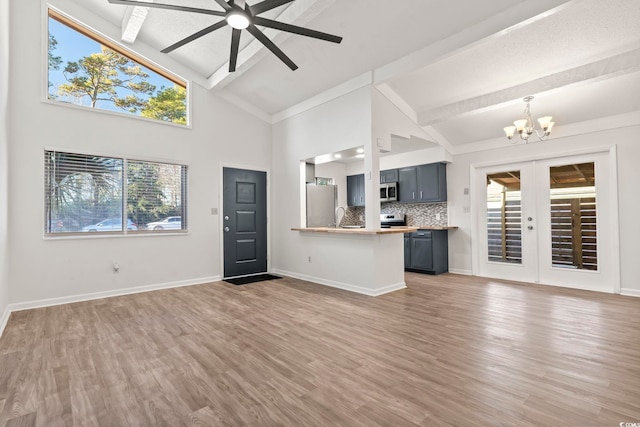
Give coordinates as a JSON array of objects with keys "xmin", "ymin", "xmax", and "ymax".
[
  {"xmin": 527, "ymin": 225, "xmax": 533, "ymax": 230},
  {"xmin": 224, "ymin": 226, "xmax": 230, "ymax": 232}
]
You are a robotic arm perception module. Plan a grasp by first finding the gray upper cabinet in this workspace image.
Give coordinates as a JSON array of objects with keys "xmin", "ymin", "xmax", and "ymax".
[
  {"xmin": 399, "ymin": 167, "xmax": 418, "ymax": 202},
  {"xmin": 380, "ymin": 169, "xmax": 398, "ymax": 183},
  {"xmin": 398, "ymin": 162, "xmax": 447, "ymax": 203},
  {"xmin": 346, "ymin": 174, "xmax": 365, "ymax": 207}
]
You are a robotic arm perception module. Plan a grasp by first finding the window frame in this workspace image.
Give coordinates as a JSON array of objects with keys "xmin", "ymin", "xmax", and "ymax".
[
  {"xmin": 44, "ymin": 6, "xmax": 191, "ymax": 128},
  {"xmin": 44, "ymin": 148, "xmax": 189, "ymax": 238}
]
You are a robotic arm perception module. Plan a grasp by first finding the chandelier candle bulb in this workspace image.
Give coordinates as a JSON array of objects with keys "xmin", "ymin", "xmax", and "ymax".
[
  {"xmin": 514, "ymin": 119, "xmax": 528, "ymax": 132},
  {"xmin": 538, "ymin": 116, "xmax": 552, "ymax": 128},
  {"xmin": 503, "ymin": 126, "xmax": 516, "ymax": 139}
]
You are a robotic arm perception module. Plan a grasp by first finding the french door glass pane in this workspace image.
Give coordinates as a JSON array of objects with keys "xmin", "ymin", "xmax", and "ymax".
[
  {"xmin": 486, "ymin": 171, "xmax": 522, "ymax": 263},
  {"xmin": 549, "ymin": 162, "xmax": 597, "ymax": 270}
]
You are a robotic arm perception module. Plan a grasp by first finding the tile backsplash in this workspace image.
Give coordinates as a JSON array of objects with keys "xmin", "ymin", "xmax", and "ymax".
[{"xmin": 340, "ymin": 202, "xmax": 448, "ymax": 227}]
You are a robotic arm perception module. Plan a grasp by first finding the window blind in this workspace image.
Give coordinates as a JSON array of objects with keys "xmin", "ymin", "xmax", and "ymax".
[{"xmin": 45, "ymin": 150, "xmax": 187, "ymax": 234}]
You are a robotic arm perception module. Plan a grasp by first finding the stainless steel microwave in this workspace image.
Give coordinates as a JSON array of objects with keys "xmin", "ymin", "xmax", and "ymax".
[{"xmin": 380, "ymin": 182, "xmax": 398, "ymax": 202}]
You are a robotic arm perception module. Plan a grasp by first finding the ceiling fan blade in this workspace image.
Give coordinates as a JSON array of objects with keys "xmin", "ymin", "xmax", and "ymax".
[
  {"xmin": 249, "ymin": 0, "xmax": 294, "ymax": 15},
  {"xmin": 107, "ymin": 0, "xmax": 225, "ymax": 17},
  {"xmin": 246, "ymin": 25, "xmax": 298, "ymax": 70},
  {"xmin": 161, "ymin": 20, "xmax": 228, "ymax": 53},
  {"xmin": 229, "ymin": 28, "xmax": 241, "ymax": 72},
  {"xmin": 212, "ymin": 0, "xmax": 232, "ymax": 11},
  {"xmin": 253, "ymin": 17, "xmax": 342, "ymax": 43}
]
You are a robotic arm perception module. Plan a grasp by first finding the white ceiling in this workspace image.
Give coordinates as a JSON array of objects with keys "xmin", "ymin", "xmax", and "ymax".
[{"xmin": 73, "ymin": 0, "xmax": 640, "ymax": 152}]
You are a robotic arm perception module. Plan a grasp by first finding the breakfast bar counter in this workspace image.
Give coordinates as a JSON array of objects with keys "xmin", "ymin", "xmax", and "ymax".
[
  {"xmin": 289, "ymin": 225, "xmax": 411, "ymax": 296},
  {"xmin": 291, "ymin": 226, "xmax": 417, "ymax": 234}
]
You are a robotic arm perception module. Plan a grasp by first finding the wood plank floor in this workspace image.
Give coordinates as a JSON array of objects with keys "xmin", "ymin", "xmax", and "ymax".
[{"xmin": 1, "ymin": 273, "xmax": 639, "ymax": 426}]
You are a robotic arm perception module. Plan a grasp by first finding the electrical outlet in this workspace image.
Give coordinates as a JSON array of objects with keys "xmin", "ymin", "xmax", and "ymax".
[
  {"xmin": 463, "ymin": 206, "xmax": 470, "ymax": 213},
  {"xmin": 436, "ymin": 213, "xmax": 441, "ymax": 220},
  {"xmin": 463, "ymin": 187, "xmax": 469, "ymax": 195}
]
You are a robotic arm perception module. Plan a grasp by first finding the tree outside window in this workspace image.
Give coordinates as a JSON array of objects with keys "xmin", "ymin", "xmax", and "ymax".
[{"xmin": 47, "ymin": 10, "xmax": 188, "ymax": 126}]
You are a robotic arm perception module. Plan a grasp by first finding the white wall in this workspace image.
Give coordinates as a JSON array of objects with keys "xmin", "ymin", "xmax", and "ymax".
[
  {"xmin": 7, "ymin": 0, "xmax": 271, "ymax": 306},
  {"xmin": 0, "ymin": 0, "xmax": 11, "ymax": 329},
  {"xmin": 372, "ymin": 86, "xmax": 431, "ymax": 149},
  {"xmin": 271, "ymin": 86, "xmax": 372, "ymax": 276},
  {"xmin": 447, "ymin": 124, "xmax": 640, "ymax": 294}
]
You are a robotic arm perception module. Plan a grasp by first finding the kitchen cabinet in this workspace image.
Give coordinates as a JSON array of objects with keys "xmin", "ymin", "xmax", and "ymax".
[
  {"xmin": 404, "ymin": 230, "xmax": 449, "ymax": 274},
  {"xmin": 380, "ymin": 169, "xmax": 398, "ymax": 183},
  {"xmin": 346, "ymin": 174, "xmax": 365, "ymax": 207},
  {"xmin": 398, "ymin": 162, "xmax": 447, "ymax": 203}
]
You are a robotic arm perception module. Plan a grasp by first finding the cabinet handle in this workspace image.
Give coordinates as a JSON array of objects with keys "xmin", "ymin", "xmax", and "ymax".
[
  {"xmin": 412, "ymin": 192, "xmax": 415, "ymax": 199},
  {"xmin": 420, "ymin": 191, "xmax": 423, "ymax": 198}
]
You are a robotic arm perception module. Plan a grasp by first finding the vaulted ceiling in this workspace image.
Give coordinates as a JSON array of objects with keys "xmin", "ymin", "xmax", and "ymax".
[{"xmin": 71, "ymin": 0, "xmax": 640, "ymax": 152}]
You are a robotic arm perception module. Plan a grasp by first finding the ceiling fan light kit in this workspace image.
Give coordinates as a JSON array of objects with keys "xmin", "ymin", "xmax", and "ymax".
[
  {"xmin": 503, "ymin": 96, "xmax": 554, "ymax": 144},
  {"xmin": 108, "ymin": 0, "xmax": 343, "ymax": 72},
  {"xmin": 226, "ymin": 10, "xmax": 250, "ymax": 29}
]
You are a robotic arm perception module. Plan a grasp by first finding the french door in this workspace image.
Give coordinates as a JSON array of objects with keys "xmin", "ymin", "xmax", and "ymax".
[{"xmin": 474, "ymin": 151, "xmax": 618, "ymax": 293}]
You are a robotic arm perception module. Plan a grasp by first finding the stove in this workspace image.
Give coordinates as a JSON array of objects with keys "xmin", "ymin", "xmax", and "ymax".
[{"xmin": 380, "ymin": 213, "xmax": 406, "ymax": 228}]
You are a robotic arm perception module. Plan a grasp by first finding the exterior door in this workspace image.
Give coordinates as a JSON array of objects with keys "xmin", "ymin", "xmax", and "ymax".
[
  {"xmin": 223, "ymin": 167, "xmax": 267, "ymax": 278},
  {"xmin": 475, "ymin": 152, "xmax": 617, "ymax": 293},
  {"xmin": 476, "ymin": 162, "xmax": 538, "ymax": 283}
]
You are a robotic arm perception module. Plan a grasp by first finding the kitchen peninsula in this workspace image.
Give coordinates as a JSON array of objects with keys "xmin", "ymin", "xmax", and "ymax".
[{"xmin": 292, "ymin": 225, "xmax": 417, "ymax": 296}]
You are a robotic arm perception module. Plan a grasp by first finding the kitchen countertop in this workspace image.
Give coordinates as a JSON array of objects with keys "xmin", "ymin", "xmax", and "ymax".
[
  {"xmin": 411, "ymin": 226, "xmax": 459, "ymax": 230},
  {"xmin": 292, "ymin": 226, "xmax": 418, "ymax": 235}
]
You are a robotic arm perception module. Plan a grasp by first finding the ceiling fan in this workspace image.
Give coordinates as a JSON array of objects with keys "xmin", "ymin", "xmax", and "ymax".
[{"xmin": 108, "ymin": 0, "xmax": 343, "ymax": 72}]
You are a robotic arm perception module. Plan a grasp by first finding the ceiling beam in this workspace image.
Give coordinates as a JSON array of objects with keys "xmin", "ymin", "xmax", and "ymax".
[
  {"xmin": 121, "ymin": 0, "xmax": 152, "ymax": 44},
  {"xmin": 416, "ymin": 48, "xmax": 640, "ymax": 126}
]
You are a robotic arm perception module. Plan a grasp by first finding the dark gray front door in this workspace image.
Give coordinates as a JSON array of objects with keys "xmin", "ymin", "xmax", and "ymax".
[{"xmin": 223, "ymin": 167, "xmax": 267, "ymax": 278}]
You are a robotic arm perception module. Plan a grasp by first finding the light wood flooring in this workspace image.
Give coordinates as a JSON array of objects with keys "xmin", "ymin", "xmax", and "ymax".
[{"xmin": 1, "ymin": 273, "xmax": 639, "ymax": 426}]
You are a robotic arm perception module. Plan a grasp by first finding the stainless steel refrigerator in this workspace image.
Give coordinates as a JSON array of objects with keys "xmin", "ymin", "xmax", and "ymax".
[{"xmin": 306, "ymin": 184, "xmax": 337, "ymax": 227}]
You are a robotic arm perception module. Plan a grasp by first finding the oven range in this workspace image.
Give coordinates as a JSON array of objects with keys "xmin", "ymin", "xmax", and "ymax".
[{"xmin": 380, "ymin": 213, "xmax": 406, "ymax": 228}]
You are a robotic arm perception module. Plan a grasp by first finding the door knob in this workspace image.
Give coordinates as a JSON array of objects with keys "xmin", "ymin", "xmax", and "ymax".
[
  {"xmin": 224, "ymin": 215, "xmax": 229, "ymax": 221},
  {"xmin": 527, "ymin": 225, "xmax": 533, "ymax": 230},
  {"xmin": 224, "ymin": 226, "xmax": 230, "ymax": 232},
  {"xmin": 527, "ymin": 217, "xmax": 533, "ymax": 221}
]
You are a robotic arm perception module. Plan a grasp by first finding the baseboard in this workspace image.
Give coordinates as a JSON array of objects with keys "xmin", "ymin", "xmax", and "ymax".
[
  {"xmin": 447, "ymin": 268, "xmax": 473, "ymax": 275},
  {"xmin": 271, "ymin": 269, "xmax": 406, "ymax": 296},
  {"xmin": 621, "ymin": 288, "xmax": 640, "ymax": 297},
  {"xmin": 6, "ymin": 275, "xmax": 222, "ymax": 315},
  {"xmin": 0, "ymin": 304, "xmax": 10, "ymax": 338}
]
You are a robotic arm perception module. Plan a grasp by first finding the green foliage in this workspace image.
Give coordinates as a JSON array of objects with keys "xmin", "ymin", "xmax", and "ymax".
[
  {"xmin": 48, "ymin": 34, "xmax": 62, "ymax": 98},
  {"xmin": 127, "ymin": 162, "xmax": 173, "ymax": 227},
  {"xmin": 48, "ymin": 34, "xmax": 62, "ymax": 70},
  {"xmin": 47, "ymin": 153, "xmax": 183, "ymax": 232},
  {"xmin": 46, "ymin": 152, "xmax": 123, "ymax": 230},
  {"xmin": 58, "ymin": 46, "xmax": 155, "ymax": 110},
  {"xmin": 141, "ymin": 85, "xmax": 187, "ymax": 124}
]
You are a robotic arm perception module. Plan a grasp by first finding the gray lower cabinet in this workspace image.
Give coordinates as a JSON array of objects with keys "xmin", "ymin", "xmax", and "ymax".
[{"xmin": 404, "ymin": 230, "xmax": 449, "ymax": 274}]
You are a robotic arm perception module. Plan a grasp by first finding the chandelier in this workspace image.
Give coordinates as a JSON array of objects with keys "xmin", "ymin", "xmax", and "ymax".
[{"xmin": 503, "ymin": 96, "xmax": 554, "ymax": 143}]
